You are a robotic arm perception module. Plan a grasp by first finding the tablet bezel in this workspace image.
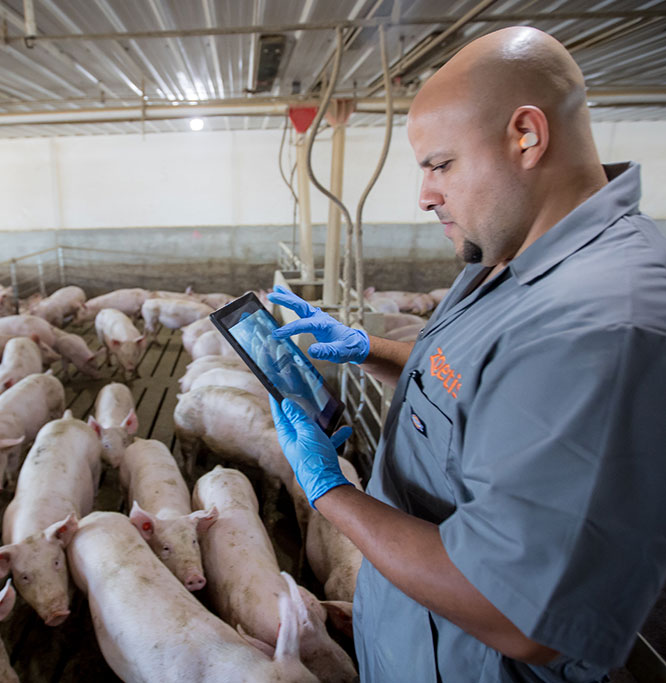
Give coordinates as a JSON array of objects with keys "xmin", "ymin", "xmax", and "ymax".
[{"xmin": 209, "ymin": 292, "xmax": 345, "ymax": 436}]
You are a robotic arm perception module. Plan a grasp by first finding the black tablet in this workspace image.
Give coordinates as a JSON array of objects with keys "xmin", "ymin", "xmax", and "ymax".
[{"xmin": 209, "ymin": 292, "xmax": 345, "ymax": 436}]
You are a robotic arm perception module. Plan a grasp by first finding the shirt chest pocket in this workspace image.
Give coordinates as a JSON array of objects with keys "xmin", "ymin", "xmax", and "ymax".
[{"xmin": 392, "ymin": 370, "xmax": 466, "ymax": 522}]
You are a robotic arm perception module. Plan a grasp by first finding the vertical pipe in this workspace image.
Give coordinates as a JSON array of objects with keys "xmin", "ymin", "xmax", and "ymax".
[
  {"xmin": 23, "ymin": 0, "xmax": 36, "ymax": 38},
  {"xmin": 57, "ymin": 247, "xmax": 66, "ymax": 286},
  {"xmin": 296, "ymin": 134, "xmax": 314, "ymax": 286},
  {"xmin": 37, "ymin": 255, "xmax": 46, "ymax": 296},
  {"xmin": 10, "ymin": 260, "xmax": 19, "ymax": 313},
  {"xmin": 323, "ymin": 122, "xmax": 346, "ymax": 306}
]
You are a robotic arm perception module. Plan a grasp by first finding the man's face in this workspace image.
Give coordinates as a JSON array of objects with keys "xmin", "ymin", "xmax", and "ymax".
[{"xmin": 407, "ymin": 102, "xmax": 528, "ymax": 267}]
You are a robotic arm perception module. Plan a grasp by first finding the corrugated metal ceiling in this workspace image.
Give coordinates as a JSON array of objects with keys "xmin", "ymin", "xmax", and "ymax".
[{"xmin": 0, "ymin": 0, "xmax": 664, "ymax": 138}]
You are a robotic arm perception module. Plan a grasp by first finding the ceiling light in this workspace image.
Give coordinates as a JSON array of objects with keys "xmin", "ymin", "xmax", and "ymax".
[{"xmin": 189, "ymin": 118, "xmax": 204, "ymax": 131}]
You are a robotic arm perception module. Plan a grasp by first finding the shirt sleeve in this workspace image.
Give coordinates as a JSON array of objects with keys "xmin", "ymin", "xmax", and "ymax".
[{"xmin": 439, "ymin": 323, "xmax": 666, "ymax": 667}]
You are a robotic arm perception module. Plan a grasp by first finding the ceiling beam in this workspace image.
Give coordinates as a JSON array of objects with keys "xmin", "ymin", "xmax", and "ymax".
[{"xmin": 2, "ymin": 10, "xmax": 665, "ymax": 43}]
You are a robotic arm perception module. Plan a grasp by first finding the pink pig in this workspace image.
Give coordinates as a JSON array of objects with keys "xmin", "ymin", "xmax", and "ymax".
[
  {"xmin": 0, "ymin": 411, "xmax": 101, "ymax": 625},
  {"xmin": 0, "ymin": 579, "xmax": 19, "ymax": 683},
  {"xmin": 66, "ymin": 511, "xmax": 318, "ymax": 682},
  {"xmin": 94, "ymin": 308, "xmax": 146, "ymax": 375},
  {"xmin": 119, "ymin": 438, "xmax": 217, "ymax": 591}
]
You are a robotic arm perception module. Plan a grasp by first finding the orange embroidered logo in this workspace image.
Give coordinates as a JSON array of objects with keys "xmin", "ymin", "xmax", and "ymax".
[{"xmin": 430, "ymin": 347, "xmax": 462, "ymax": 398}]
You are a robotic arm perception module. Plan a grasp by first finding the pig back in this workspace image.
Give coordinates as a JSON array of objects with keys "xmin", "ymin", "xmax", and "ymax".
[
  {"xmin": 122, "ymin": 439, "xmax": 191, "ymax": 515},
  {"xmin": 6, "ymin": 416, "xmax": 101, "ymax": 543},
  {"xmin": 94, "ymin": 382, "xmax": 135, "ymax": 428},
  {"xmin": 192, "ymin": 466, "xmax": 289, "ymax": 646}
]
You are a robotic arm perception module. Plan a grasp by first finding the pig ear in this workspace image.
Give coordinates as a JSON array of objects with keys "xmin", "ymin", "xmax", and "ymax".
[
  {"xmin": 274, "ymin": 593, "xmax": 299, "ymax": 660},
  {"xmin": 321, "ymin": 600, "xmax": 354, "ymax": 638},
  {"xmin": 0, "ymin": 546, "xmax": 15, "ymax": 579},
  {"xmin": 0, "ymin": 579, "xmax": 16, "ymax": 620},
  {"xmin": 87, "ymin": 415, "xmax": 103, "ymax": 438},
  {"xmin": 0, "ymin": 435, "xmax": 25, "ymax": 449},
  {"xmin": 280, "ymin": 571, "xmax": 310, "ymax": 627},
  {"xmin": 120, "ymin": 410, "xmax": 138, "ymax": 435},
  {"xmin": 111, "ymin": 339, "xmax": 121, "ymax": 348},
  {"xmin": 129, "ymin": 501, "xmax": 155, "ymax": 540},
  {"xmin": 190, "ymin": 506, "xmax": 218, "ymax": 534},
  {"xmin": 3, "ymin": 379, "xmax": 14, "ymax": 390},
  {"xmin": 44, "ymin": 513, "xmax": 79, "ymax": 548},
  {"xmin": 135, "ymin": 335, "xmax": 146, "ymax": 348}
]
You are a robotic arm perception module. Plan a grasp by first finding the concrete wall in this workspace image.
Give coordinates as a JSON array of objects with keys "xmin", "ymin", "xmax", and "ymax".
[{"xmin": 0, "ymin": 121, "xmax": 664, "ymax": 235}]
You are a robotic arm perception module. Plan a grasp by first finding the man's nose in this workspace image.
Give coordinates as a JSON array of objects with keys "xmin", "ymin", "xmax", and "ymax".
[{"xmin": 418, "ymin": 180, "xmax": 444, "ymax": 212}]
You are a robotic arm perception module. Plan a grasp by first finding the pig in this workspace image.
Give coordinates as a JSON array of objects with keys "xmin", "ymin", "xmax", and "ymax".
[
  {"xmin": 0, "ymin": 337, "xmax": 43, "ymax": 392},
  {"xmin": 381, "ymin": 312, "xmax": 426, "ymax": 333},
  {"xmin": 428, "ymin": 287, "xmax": 450, "ymax": 305},
  {"xmin": 0, "ymin": 314, "xmax": 58, "ymax": 349},
  {"xmin": 181, "ymin": 317, "xmax": 216, "ymax": 355},
  {"xmin": 75, "ymin": 288, "xmax": 150, "ymax": 322},
  {"xmin": 119, "ymin": 438, "xmax": 218, "ymax": 591},
  {"xmin": 384, "ymin": 323, "xmax": 423, "ymax": 342},
  {"xmin": 141, "ymin": 298, "xmax": 213, "ymax": 334},
  {"xmin": 178, "ymin": 354, "xmax": 247, "ymax": 393},
  {"xmin": 30, "ymin": 286, "xmax": 86, "ymax": 327},
  {"xmin": 67, "ymin": 511, "xmax": 318, "ymax": 683},
  {"xmin": 364, "ymin": 288, "xmax": 436, "ymax": 315},
  {"xmin": 0, "ymin": 286, "xmax": 15, "ymax": 317},
  {"xmin": 53, "ymin": 330, "xmax": 103, "ymax": 379},
  {"xmin": 174, "ymin": 386, "xmax": 292, "ymax": 484},
  {"xmin": 191, "ymin": 329, "xmax": 237, "ymax": 360},
  {"xmin": 149, "ymin": 289, "xmax": 198, "ymax": 301},
  {"xmin": 95, "ymin": 308, "xmax": 146, "ymax": 376},
  {"xmin": 0, "ymin": 372, "xmax": 66, "ymax": 489},
  {"xmin": 87, "ymin": 383, "xmax": 138, "ymax": 467},
  {"xmin": 0, "ymin": 411, "xmax": 102, "ymax": 625},
  {"xmin": 198, "ymin": 292, "xmax": 235, "ymax": 309},
  {"xmin": 0, "ymin": 579, "xmax": 19, "ymax": 683},
  {"xmin": 193, "ymin": 466, "xmax": 358, "ymax": 682},
  {"xmin": 306, "ymin": 458, "xmax": 364, "ymax": 603},
  {"xmin": 189, "ymin": 367, "xmax": 268, "ymax": 405}
]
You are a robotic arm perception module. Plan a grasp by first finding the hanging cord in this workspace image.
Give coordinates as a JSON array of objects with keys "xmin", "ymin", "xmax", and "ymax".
[
  {"xmin": 304, "ymin": 26, "xmax": 355, "ymax": 323},
  {"xmin": 354, "ymin": 23, "xmax": 394, "ymax": 328}
]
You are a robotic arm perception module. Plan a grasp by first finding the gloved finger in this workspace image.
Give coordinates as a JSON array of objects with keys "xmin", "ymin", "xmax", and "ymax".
[
  {"xmin": 272, "ymin": 317, "xmax": 322, "ymax": 339},
  {"xmin": 270, "ymin": 396, "xmax": 296, "ymax": 443},
  {"xmin": 308, "ymin": 341, "xmax": 344, "ymax": 361},
  {"xmin": 330, "ymin": 426, "xmax": 353, "ymax": 449},
  {"xmin": 281, "ymin": 398, "xmax": 317, "ymax": 429},
  {"xmin": 267, "ymin": 286, "xmax": 317, "ymax": 318}
]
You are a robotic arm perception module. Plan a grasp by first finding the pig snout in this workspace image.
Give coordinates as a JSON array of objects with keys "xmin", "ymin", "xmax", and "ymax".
[
  {"xmin": 45, "ymin": 608, "xmax": 71, "ymax": 626},
  {"xmin": 184, "ymin": 570, "xmax": 206, "ymax": 592}
]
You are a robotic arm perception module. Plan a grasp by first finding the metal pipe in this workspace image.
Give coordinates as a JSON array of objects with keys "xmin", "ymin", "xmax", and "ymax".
[
  {"xmin": 295, "ymin": 134, "xmax": 314, "ymax": 284},
  {"xmin": 323, "ymin": 120, "xmax": 346, "ymax": 306},
  {"xmin": 353, "ymin": 24, "xmax": 393, "ymax": 327},
  {"xmin": 303, "ymin": 27, "xmax": 355, "ymax": 323},
  {"xmin": 22, "ymin": 0, "xmax": 36, "ymax": 39},
  {"xmin": 3, "ymin": 10, "xmax": 665, "ymax": 43}
]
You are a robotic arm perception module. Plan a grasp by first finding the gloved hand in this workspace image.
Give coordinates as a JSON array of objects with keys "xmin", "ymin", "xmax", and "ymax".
[
  {"xmin": 270, "ymin": 396, "xmax": 354, "ymax": 508},
  {"xmin": 268, "ymin": 285, "xmax": 370, "ymax": 364}
]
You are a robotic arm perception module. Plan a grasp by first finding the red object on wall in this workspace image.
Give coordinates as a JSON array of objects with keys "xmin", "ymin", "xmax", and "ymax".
[{"xmin": 288, "ymin": 106, "xmax": 318, "ymax": 133}]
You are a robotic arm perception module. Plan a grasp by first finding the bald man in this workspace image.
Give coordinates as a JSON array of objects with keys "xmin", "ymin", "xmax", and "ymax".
[{"xmin": 268, "ymin": 26, "xmax": 666, "ymax": 682}]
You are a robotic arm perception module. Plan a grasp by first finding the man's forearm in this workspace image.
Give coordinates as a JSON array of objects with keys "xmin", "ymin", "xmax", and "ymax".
[
  {"xmin": 360, "ymin": 336, "xmax": 414, "ymax": 387},
  {"xmin": 316, "ymin": 485, "xmax": 559, "ymax": 665}
]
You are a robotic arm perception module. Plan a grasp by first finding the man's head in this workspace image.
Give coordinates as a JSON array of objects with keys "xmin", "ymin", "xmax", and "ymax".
[{"xmin": 408, "ymin": 26, "xmax": 603, "ymax": 267}]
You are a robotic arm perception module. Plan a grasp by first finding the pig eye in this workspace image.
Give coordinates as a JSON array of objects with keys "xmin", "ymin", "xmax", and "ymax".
[
  {"xmin": 20, "ymin": 574, "xmax": 30, "ymax": 584},
  {"xmin": 54, "ymin": 558, "xmax": 62, "ymax": 569},
  {"xmin": 161, "ymin": 545, "xmax": 171, "ymax": 558}
]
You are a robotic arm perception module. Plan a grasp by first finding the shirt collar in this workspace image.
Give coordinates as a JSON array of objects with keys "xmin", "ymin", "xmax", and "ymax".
[{"xmin": 509, "ymin": 162, "xmax": 641, "ymax": 285}]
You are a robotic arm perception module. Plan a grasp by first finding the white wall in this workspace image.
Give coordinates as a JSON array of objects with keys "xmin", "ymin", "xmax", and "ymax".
[{"xmin": 0, "ymin": 120, "xmax": 664, "ymax": 232}]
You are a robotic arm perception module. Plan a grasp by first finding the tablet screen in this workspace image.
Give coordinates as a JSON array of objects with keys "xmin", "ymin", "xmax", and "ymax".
[{"xmin": 210, "ymin": 292, "xmax": 344, "ymax": 435}]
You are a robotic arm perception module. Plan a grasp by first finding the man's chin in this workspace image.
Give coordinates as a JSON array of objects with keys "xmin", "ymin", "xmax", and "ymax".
[{"xmin": 462, "ymin": 240, "xmax": 483, "ymax": 264}]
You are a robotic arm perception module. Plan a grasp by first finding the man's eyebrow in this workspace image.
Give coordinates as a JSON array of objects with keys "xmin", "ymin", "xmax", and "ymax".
[{"xmin": 419, "ymin": 152, "xmax": 452, "ymax": 168}]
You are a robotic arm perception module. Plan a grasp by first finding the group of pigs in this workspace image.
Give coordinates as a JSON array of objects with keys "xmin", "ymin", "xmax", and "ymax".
[{"xmin": 0, "ymin": 283, "xmax": 366, "ymax": 682}]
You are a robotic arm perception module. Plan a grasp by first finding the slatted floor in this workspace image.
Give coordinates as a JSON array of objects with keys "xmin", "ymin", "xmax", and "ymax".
[{"xmin": 0, "ymin": 320, "xmax": 319, "ymax": 682}]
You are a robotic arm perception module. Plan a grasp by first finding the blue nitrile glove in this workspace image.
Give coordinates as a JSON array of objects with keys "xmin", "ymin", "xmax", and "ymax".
[
  {"xmin": 270, "ymin": 396, "xmax": 354, "ymax": 508},
  {"xmin": 268, "ymin": 285, "xmax": 370, "ymax": 364}
]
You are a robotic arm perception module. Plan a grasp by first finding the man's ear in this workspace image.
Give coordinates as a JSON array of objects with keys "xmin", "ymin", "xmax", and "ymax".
[{"xmin": 508, "ymin": 105, "xmax": 549, "ymax": 169}]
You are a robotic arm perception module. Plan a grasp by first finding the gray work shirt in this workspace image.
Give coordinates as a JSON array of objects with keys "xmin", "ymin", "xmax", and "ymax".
[{"xmin": 353, "ymin": 162, "xmax": 666, "ymax": 682}]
